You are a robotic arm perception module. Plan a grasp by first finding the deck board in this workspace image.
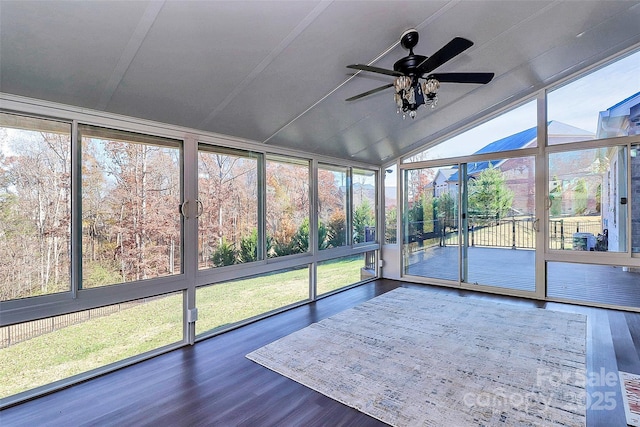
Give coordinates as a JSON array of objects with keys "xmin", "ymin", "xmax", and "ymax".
[{"xmin": 406, "ymin": 246, "xmax": 640, "ymax": 308}]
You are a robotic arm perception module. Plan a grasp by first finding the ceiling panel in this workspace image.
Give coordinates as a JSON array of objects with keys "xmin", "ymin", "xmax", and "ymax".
[
  {"xmin": 1, "ymin": 0, "xmax": 639, "ymax": 165},
  {"xmin": 106, "ymin": 1, "xmax": 321, "ymax": 129},
  {"xmin": 0, "ymin": 1, "xmax": 149, "ymax": 107},
  {"xmin": 205, "ymin": 1, "xmax": 448, "ymax": 141}
]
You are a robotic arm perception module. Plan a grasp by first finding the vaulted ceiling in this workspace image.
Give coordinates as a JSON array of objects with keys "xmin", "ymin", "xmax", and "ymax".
[{"xmin": 1, "ymin": 1, "xmax": 639, "ymax": 165}]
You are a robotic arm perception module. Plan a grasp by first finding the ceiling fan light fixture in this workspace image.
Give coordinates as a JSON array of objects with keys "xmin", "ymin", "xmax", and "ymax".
[
  {"xmin": 394, "ymin": 75, "xmax": 412, "ymax": 92},
  {"xmin": 422, "ymin": 78, "xmax": 440, "ymax": 95},
  {"xmin": 346, "ymin": 31, "xmax": 493, "ymax": 120}
]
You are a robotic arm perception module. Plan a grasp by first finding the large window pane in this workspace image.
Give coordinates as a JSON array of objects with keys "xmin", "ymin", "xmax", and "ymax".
[
  {"xmin": 403, "ymin": 166, "xmax": 459, "ymax": 281},
  {"xmin": 547, "ymin": 50, "xmax": 640, "ymax": 145},
  {"xmin": 633, "ymin": 144, "xmax": 640, "ymax": 254},
  {"xmin": 80, "ymin": 126, "xmax": 181, "ymax": 287},
  {"xmin": 466, "ymin": 157, "xmax": 536, "ymax": 292},
  {"xmin": 0, "ymin": 291, "xmax": 183, "ymax": 399},
  {"xmin": 548, "ymin": 146, "xmax": 628, "ymax": 252},
  {"xmin": 0, "ymin": 113, "xmax": 71, "ymax": 301},
  {"xmin": 547, "ymin": 262, "xmax": 639, "ymax": 308},
  {"xmin": 195, "ymin": 265, "xmax": 309, "ymax": 336},
  {"xmin": 384, "ymin": 165, "xmax": 398, "ymax": 244},
  {"xmin": 318, "ymin": 164, "xmax": 347, "ymax": 250},
  {"xmin": 404, "ymin": 100, "xmax": 537, "ymax": 162},
  {"xmin": 353, "ymin": 168, "xmax": 376, "ymax": 244},
  {"xmin": 266, "ymin": 156, "xmax": 309, "ymax": 257},
  {"xmin": 198, "ymin": 146, "xmax": 259, "ymax": 268},
  {"xmin": 317, "ymin": 254, "xmax": 374, "ymax": 296}
]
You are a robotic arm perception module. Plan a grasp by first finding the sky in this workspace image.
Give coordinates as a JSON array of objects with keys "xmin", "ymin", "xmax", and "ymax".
[{"xmin": 385, "ymin": 49, "xmax": 640, "ymax": 187}]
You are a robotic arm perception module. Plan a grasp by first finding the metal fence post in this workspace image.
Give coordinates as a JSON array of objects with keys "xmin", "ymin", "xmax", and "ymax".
[{"xmin": 471, "ymin": 225, "xmax": 475, "ymax": 246}]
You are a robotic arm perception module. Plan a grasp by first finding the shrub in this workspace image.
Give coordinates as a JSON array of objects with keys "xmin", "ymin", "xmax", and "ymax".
[{"xmin": 211, "ymin": 239, "xmax": 237, "ymax": 267}]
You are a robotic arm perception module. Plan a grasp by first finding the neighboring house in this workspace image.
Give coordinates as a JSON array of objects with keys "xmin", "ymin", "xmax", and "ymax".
[
  {"xmin": 444, "ymin": 121, "xmax": 595, "ymax": 214},
  {"xmin": 598, "ymin": 92, "xmax": 640, "ymax": 252},
  {"xmin": 597, "ymin": 91, "xmax": 640, "ymax": 138},
  {"xmin": 432, "ymin": 168, "xmax": 457, "ymax": 197}
]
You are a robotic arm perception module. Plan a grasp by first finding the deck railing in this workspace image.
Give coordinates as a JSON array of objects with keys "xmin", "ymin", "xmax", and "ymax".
[
  {"xmin": 406, "ymin": 217, "xmax": 603, "ymax": 251},
  {"xmin": 548, "ymin": 219, "xmax": 602, "ymax": 250},
  {"xmin": 406, "ymin": 218, "xmax": 536, "ymax": 250}
]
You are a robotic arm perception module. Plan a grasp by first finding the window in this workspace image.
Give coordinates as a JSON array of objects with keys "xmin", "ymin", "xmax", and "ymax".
[
  {"xmin": 352, "ymin": 168, "xmax": 377, "ymax": 244},
  {"xmin": 384, "ymin": 165, "xmax": 398, "ymax": 244},
  {"xmin": 547, "ymin": 262, "xmax": 639, "ymax": 308},
  {"xmin": 0, "ymin": 291, "xmax": 183, "ymax": 399},
  {"xmin": 547, "ymin": 50, "xmax": 640, "ymax": 145},
  {"xmin": 198, "ymin": 146, "xmax": 260, "ymax": 268},
  {"xmin": 317, "ymin": 254, "xmax": 373, "ymax": 296},
  {"xmin": 80, "ymin": 126, "xmax": 181, "ymax": 287},
  {"xmin": 195, "ymin": 265, "xmax": 310, "ymax": 337},
  {"xmin": 403, "ymin": 165, "xmax": 459, "ymax": 281},
  {"xmin": 0, "ymin": 113, "xmax": 71, "ymax": 301},
  {"xmin": 404, "ymin": 100, "xmax": 537, "ymax": 162},
  {"xmin": 548, "ymin": 146, "xmax": 628, "ymax": 253},
  {"xmin": 266, "ymin": 155, "xmax": 310, "ymax": 257},
  {"xmin": 632, "ymin": 144, "xmax": 640, "ymax": 254},
  {"xmin": 317, "ymin": 164, "xmax": 347, "ymax": 250}
]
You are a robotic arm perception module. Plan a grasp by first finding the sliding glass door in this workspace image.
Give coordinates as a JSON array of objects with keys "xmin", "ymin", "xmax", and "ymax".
[
  {"xmin": 402, "ymin": 156, "xmax": 538, "ymax": 293},
  {"xmin": 403, "ymin": 165, "xmax": 459, "ymax": 282},
  {"xmin": 465, "ymin": 156, "xmax": 537, "ymax": 292}
]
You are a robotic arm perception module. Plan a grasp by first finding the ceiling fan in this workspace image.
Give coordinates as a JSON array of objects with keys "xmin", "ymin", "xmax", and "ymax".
[{"xmin": 346, "ymin": 29, "xmax": 494, "ymax": 119}]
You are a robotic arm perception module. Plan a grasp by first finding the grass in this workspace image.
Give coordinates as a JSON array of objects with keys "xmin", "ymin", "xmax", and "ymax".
[
  {"xmin": 317, "ymin": 255, "xmax": 365, "ymax": 295},
  {"xmin": 0, "ymin": 257, "xmax": 365, "ymax": 399}
]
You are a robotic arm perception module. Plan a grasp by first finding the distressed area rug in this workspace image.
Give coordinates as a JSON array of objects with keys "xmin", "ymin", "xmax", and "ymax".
[
  {"xmin": 620, "ymin": 372, "xmax": 640, "ymax": 426},
  {"xmin": 247, "ymin": 287, "xmax": 587, "ymax": 426}
]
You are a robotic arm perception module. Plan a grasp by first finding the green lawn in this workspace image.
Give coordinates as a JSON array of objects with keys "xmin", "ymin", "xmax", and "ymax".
[{"xmin": 1, "ymin": 257, "xmax": 365, "ymax": 399}]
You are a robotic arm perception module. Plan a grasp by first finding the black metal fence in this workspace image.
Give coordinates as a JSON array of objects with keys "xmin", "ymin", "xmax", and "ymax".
[
  {"xmin": 549, "ymin": 219, "xmax": 602, "ymax": 250},
  {"xmin": 405, "ymin": 217, "xmax": 603, "ymax": 252},
  {"xmin": 0, "ymin": 295, "xmax": 168, "ymax": 348},
  {"xmin": 406, "ymin": 218, "xmax": 537, "ymax": 250}
]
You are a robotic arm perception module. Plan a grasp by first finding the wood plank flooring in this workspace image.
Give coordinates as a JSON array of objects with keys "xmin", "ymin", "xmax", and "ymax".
[{"xmin": 1, "ymin": 279, "xmax": 639, "ymax": 426}]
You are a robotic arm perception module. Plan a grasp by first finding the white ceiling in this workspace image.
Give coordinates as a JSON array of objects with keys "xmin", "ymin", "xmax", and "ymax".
[{"xmin": 1, "ymin": 1, "xmax": 639, "ymax": 165}]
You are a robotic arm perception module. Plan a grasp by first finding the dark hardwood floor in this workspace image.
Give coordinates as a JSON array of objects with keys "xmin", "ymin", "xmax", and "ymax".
[{"xmin": 1, "ymin": 279, "xmax": 639, "ymax": 426}]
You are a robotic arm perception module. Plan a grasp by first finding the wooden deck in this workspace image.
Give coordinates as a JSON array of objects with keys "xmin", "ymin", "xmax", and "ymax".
[
  {"xmin": 406, "ymin": 246, "xmax": 640, "ymax": 308},
  {"xmin": 1, "ymin": 279, "xmax": 639, "ymax": 426}
]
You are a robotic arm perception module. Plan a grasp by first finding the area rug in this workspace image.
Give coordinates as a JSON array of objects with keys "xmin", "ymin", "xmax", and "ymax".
[
  {"xmin": 620, "ymin": 371, "xmax": 640, "ymax": 426},
  {"xmin": 247, "ymin": 287, "xmax": 587, "ymax": 426}
]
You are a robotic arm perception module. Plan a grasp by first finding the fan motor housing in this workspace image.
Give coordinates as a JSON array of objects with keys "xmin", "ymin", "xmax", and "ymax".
[
  {"xmin": 396, "ymin": 29, "xmax": 426, "ymax": 75},
  {"xmin": 394, "ymin": 55, "xmax": 427, "ymax": 76}
]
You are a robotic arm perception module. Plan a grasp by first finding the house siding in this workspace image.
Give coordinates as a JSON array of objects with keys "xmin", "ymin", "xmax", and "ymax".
[{"xmin": 632, "ymin": 153, "xmax": 640, "ymax": 252}]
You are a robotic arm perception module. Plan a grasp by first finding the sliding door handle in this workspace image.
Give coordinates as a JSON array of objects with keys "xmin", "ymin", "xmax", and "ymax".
[
  {"xmin": 196, "ymin": 199, "xmax": 204, "ymax": 218},
  {"xmin": 179, "ymin": 200, "xmax": 189, "ymax": 218}
]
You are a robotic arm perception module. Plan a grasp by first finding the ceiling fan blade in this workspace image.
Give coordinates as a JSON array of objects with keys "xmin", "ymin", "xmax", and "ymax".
[
  {"xmin": 347, "ymin": 64, "xmax": 402, "ymax": 77},
  {"xmin": 428, "ymin": 72, "xmax": 495, "ymax": 84},
  {"xmin": 346, "ymin": 83, "xmax": 394, "ymax": 101},
  {"xmin": 417, "ymin": 37, "xmax": 474, "ymax": 73}
]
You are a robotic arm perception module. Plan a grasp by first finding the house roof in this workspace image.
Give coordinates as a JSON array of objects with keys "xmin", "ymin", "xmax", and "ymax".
[
  {"xmin": 606, "ymin": 91, "xmax": 640, "ymax": 113},
  {"xmin": 447, "ymin": 120, "xmax": 592, "ymax": 182},
  {"xmin": 436, "ymin": 168, "xmax": 457, "ymax": 181},
  {"xmin": 473, "ymin": 125, "xmax": 537, "ymax": 155}
]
